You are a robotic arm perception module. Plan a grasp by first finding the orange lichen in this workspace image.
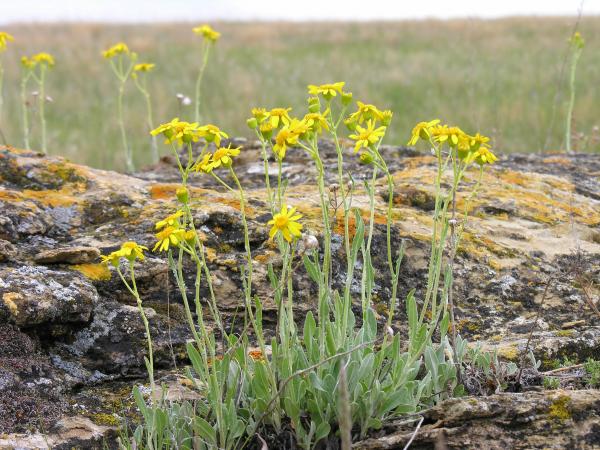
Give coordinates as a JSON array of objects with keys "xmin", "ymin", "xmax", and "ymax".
[
  {"xmin": 149, "ymin": 184, "xmax": 179, "ymax": 200},
  {"xmin": 70, "ymin": 263, "xmax": 112, "ymax": 281}
]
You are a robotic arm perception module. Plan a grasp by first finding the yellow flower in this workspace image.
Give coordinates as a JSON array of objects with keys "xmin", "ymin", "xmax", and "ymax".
[
  {"xmin": 259, "ymin": 120, "xmax": 274, "ymax": 140},
  {"xmin": 120, "ymin": 241, "xmax": 148, "ymax": 261},
  {"xmin": 31, "ymin": 52, "xmax": 55, "ymax": 68},
  {"xmin": 155, "ymin": 210, "xmax": 184, "ymax": 230},
  {"xmin": 194, "ymin": 153, "xmax": 214, "ymax": 174},
  {"xmin": 469, "ymin": 133, "xmax": 490, "ymax": 151},
  {"xmin": 134, "ymin": 63, "xmax": 155, "ymax": 72},
  {"xmin": 209, "ymin": 144, "xmax": 241, "ymax": 170},
  {"xmin": 193, "ymin": 24, "xmax": 221, "ymax": 42},
  {"xmin": 307, "ymin": 82, "xmax": 345, "ymax": 100},
  {"xmin": 348, "ymin": 101, "xmax": 385, "ymax": 124},
  {"xmin": 408, "ymin": 119, "xmax": 440, "ymax": 146},
  {"xmin": 153, "ymin": 226, "xmax": 185, "ymax": 252},
  {"xmin": 570, "ymin": 31, "xmax": 584, "ymax": 49},
  {"xmin": 0, "ymin": 32, "xmax": 14, "ymax": 53},
  {"xmin": 269, "ymin": 107, "xmax": 292, "ymax": 128},
  {"xmin": 470, "ymin": 147, "xmax": 498, "ymax": 166},
  {"xmin": 198, "ymin": 124, "xmax": 228, "ymax": 146},
  {"xmin": 268, "ymin": 205, "xmax": 303, "ymax": 242},
  {"xmin": 432, "ymin": 125, "xmax": 465, "ymax": 147},
  {"xmin": 102, "ymin": 42, "xmax": 130, "ymax": 59},
  {"xmin": 273, "ymin": 119, "xmax": 309, "ymax": 160},
  {"xmin": 251, "ymin": 107, "xmax": 269, "ymax": 123},
  {"xmin": 101, "ymin": 249, "xmax": 127, "ymax": 267},
  {"xmin": 349, "ymin": 120, "xmax": 386, "ymax": 153},
  {"xmin": 21, "ymin": 56, "xmax": 36, "ymax": 69},
  {"xmin": 303, "ymin": 110, "xmax": 330, "ymax": 134},
  {"xmin": 151, "ymin": 118, "xmax": 202, "ymax": 145}
]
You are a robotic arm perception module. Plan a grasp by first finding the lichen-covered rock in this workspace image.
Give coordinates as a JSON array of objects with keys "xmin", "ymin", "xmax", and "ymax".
[
  {"xmin": 0, "ymin": 265, "xmax": 97, "ymax": 327},
  {"xmin": 355, "ymin": 389, "xmax": 600, "ymax": 449},
  {"xmin": 0, "ymin": 143, "xmax": 599, "ymax": 444}
]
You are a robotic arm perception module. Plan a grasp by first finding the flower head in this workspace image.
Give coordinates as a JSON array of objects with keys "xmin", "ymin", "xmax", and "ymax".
[
  {"xmin": 268, "ymin": 205, "xmax": 303, "ymax": 242},
  {"xmin": 209, "ymin": 144, "xmax": 241, "ymax": 170},
  {"xmin": 194, "ymin": 153, "xmax": 214, "ymax": 174},
  {"xmin": 151, "ymin": 118, "xmax": 202, "ymax": 145},
  {"xmin": 303, "ymin": 110, "xmax": 330, "ymax": 134},
  {"xmin": 432, "ymin": 125, "xmax": 465, "ymax": 147},
  {"xmin": 155, "ymin": 210, "xmax": 184, "ymax": 230},
  {"xmin": 101, "ymin": 241, "xmax": 147, "ymax": 266},
  {"xmin": 31, "ymin": 52, "xmax": 54, "ymax": 68},
  {"xmin": 349, "ymin": 120, "xmax": 386, "ymax": 153},
  {"xmin": 348, "ymin": 101, "xmax": 385, "ymax": 125},
  {"xmin": 570, "ymin": 31, "xmax": 585, "ymax": 50},
  {"xmin": 21, "ymin": 56, "xmax": 36, "ymax": 69},
  {"xmin": 193, "ymin": 24, "xmax": 221, "ymax": 42},
  {"xmin": 120, "ymin": 241, "xmax": 148, "ymax": 261},
  {"xmin": 307, "ymin": 82, "xmax": 345, "ymax": 100},
  {"xmin": 408, "ymin": 119, "xmax": 440, "ymax": 146},
  {"xmin": 251, "ymin": 107, "xmax": 269, "ymax": 123},
  {"xmin": 134, "ymin": 63, "xmax": 155, "ymax": 73},
  {"xmin": 103, "ymin": 42, "xmax": 130, "ymax": 59},
  {"xmin": 273, "ymin": 118, "xmax": 309, "ymax": 160},
  {"xmin": 153, "ymin": 225, "xmax": 185, "ymax": 252},
  {"xmin": 198, "ymin": 124, "xmax": 228, "ymax": 146},
  {"xmin": 469, "ymin": 147, "xmax": 498, "ymax": 166},
  {"xmin": 0, "ymin": 32, "xmax": 14, "ymax": 53},
  {"xmin": 269, "ymin": 107, "xmax": 292, "ymax": 128}
]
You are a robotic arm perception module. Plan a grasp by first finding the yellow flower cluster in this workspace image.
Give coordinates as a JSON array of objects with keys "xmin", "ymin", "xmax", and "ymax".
[
  {"xmin": 21, "ymin": 52, "xmax": 55, "ymax": 69},
  {"xmin": 193, "ymin": 24, "xmax": 220, "ymax": 42},
  {"xmin": 151, "ymin": 118, "xmax": 228, "ymax": 146},
  {"xmin": 101, "ymin": 241, "xmax": 148, "ymax": 266},
  {"xmin": 102, "ymin": 42, "xmax": 130, "ymax": 59},
  {"xmin": 0, "ymin": 31, "xmax": 14, "ymax": 53},
  {"xmin": 408, "ymin": 120, "xmax": 497, "ymax": 165},
  {"xmin": 344, "ymin": 101, "xmax": 391, "ymax": 155}
]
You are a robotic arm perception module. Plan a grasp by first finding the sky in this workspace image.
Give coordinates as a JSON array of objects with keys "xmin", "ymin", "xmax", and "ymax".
[{"xmin": 0, "ymin": 0, "xmax": 594, "ymax": 24}]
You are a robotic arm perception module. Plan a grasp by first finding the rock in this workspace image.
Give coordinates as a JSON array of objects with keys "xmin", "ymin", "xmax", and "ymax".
[
  {"xmin": 0, "ymin": 144, "xmax": 599, "ymax": 445},
  {"xmin": 0, "ymin": 265, "xmax": 97, "ymax": 328},
  {"xmin": 0, "ymin": 416, "xmax": 115, "ymax": 450},
  {"xmin": 34, "ymin": 246, "xmax": 100, "ymax": 264},
  {"xmin": 354, "ymin": 389, "xmax": 600, "ymax": 449}
]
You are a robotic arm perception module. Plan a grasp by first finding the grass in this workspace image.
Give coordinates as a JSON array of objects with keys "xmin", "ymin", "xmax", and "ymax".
[{"xmin": 1, "ymin": 17, "xmax": 599, "ymax": 170}]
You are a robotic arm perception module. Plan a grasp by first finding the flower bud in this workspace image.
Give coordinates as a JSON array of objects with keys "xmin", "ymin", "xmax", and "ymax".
[
  {"xmin": 176, "ymin": 186, "xmax": 189, "ymax": 204},
  {"xmin": 246, "ymin": 117, "xmax": 258, "ymax": 129},
  {"xmin": 344, "ymin": 117, "xmax": 357, "ymax": 132},
  {"xmin": 381, "ymin": 110, "xmax": 393, "ymax": 126},
  {"xmin": 341, "ymin": 91, "xmax": 353, "ymax": 106},
  {"xmin": 308, "ymin": 96, "xmax": 321, "ymax": 113},
  {"xmin": 359, "ymin": 152, "xmax": 374, "ymax": 165}
]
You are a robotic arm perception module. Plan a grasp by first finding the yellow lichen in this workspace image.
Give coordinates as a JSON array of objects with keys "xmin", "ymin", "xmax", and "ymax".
[
  {"xmin": 548, "ymin": 395, "xmax": 572, "ymax": 421},
  {"xmin": 71, "ymin": 263, "xmax": 112, "ymax": 281},
  {"xmin": 88, "ymin": 412, "xmax": 120, "ymax": 427},
  {"xmin": 497, "ymin": 345, "xmax": 519, "ymax": 361},
  {"xmin": 2, "ymin": 292, "xmax": 22, "ymax": 317}
]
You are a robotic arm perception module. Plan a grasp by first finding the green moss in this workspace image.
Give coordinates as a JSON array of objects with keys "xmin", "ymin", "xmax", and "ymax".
[
  {"xmin": 555, "ymin": 330, "xmax": 574, "ymax": 337},
  {"xmin": 548, "ymin": 395, "xmax": 571, "ymax": 421}
]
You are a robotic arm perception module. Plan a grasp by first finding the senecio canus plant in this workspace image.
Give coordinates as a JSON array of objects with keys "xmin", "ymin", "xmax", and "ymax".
[{"xmin": 105, "ymin": 78, "xmax": 498, "ymax": 449}]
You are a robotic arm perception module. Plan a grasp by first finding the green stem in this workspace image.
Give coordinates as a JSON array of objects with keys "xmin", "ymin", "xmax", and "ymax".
[
  {"xmin": 135, "ymin": 76, "xmax": 158, "ymax": 164},
  {"xmin": 118, "ymin": 79, "xmax": 133, "ymax": 171},
  {"xmin": 566, "ymin": 47, "xmax": 582, "ymax": 154},
  {"xmin": 21, "ymin": 72, "xmax": 31, "ymax": 149},
  {"xmin": 38, "ymin": 66, "xmax": 47, "ymax": 154},
  {"xmin": 194, "ymin": 42, "xmax": 211, "ymax": 123}
]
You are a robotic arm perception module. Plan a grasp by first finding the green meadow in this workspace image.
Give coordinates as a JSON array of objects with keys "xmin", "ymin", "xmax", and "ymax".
[{"xmin": 1, "ymin": 17, "xmax": 599, "ymax": 169}]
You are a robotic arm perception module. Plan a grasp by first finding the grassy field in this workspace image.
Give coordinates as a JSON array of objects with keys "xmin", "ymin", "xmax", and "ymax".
[{"xmin": 1, "ymin": 18, "xmax": 599, "ymax": 169}]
